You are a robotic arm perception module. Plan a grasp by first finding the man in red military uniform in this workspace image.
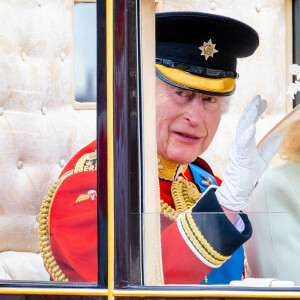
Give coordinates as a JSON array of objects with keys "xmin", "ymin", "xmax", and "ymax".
[{"xmin": 39, "ymin": 12, "xmax": 282, "ymax": 283}]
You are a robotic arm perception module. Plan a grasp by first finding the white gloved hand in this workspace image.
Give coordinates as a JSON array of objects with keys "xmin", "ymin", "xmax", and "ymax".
[{"xmin": 216, "ymin": 95, "xmax": 283, "ymax": 211}]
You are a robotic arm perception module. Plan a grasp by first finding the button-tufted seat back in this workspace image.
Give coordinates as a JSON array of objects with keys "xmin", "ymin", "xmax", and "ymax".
[{"xmin": 0, "ymin": 0, "xmax": 96, "ymax": 280}]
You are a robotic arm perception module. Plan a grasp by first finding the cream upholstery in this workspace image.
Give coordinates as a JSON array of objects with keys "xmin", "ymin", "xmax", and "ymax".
[
  {"xmin": 0, "ymin": 0, "xmax": 96, "ymax": 280},
  {"xmin": 0, "ymin": 251, "xmax": 50, "ymax": 280}
]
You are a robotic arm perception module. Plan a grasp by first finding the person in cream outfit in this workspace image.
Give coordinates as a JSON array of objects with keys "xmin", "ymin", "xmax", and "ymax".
[{"xmin": 246, "ymin": 115, "xmax": 300, "ymax": 285}]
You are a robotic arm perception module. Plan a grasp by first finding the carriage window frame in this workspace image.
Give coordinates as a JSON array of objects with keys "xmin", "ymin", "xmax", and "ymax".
[
  {"xmin": 293, "ymin": 0, "xmax": 300, "ymax": 107},
  {"xmin": 1, "ymin": 1, "xmax": 300, "ymax": 299},
  {"xmin": 112, "ymin": 0, "xmax": 300, "ymax": 299},
  {"xmin": 0, "ymin": 0, "xmax": 106, "ymax": 295}
]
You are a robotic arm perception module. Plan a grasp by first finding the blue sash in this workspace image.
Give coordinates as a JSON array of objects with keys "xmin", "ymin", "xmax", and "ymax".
[{"xmin": 189, "ymin": 162, "xmax": 244, "ymax": 285}]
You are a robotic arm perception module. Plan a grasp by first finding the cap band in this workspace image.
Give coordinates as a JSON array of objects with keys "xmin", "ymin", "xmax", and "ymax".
[
  {"xmin": 156, "ymin": 58, "xmax": 239, "ymax": 79},
  {"xmin": 156, "ymin": 64, "xmax": 236, "ymax": 94}
]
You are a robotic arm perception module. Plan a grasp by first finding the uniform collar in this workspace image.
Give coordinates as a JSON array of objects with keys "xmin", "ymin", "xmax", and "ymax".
[{"xmin": 158, "ymin": 155, "xmax": 188, "ymax": 181}]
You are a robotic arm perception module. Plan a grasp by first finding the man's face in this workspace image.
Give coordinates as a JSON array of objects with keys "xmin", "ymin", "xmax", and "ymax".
[{"xmin": 156, "ymin": 78, "xmax": 223, "ymax": 165}]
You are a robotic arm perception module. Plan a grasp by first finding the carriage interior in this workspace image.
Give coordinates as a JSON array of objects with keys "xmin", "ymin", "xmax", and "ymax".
[{"xmin": 0, "ymin": 0, "xmax": 299, "ymax": 289}]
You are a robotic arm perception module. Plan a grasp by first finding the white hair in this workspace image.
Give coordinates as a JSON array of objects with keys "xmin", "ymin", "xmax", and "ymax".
[{"xmin": 221, "ymin": 96, "xmax": 231, "ymax": 113}]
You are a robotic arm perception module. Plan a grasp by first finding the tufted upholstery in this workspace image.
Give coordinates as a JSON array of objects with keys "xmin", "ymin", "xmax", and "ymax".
[{"xmin": 0, "ymin": 0, "xmax": 96, "ymax": 280}]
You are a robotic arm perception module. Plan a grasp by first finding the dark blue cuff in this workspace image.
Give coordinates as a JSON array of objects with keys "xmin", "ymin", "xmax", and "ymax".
[{"xmin": 179, "ymin": 187, "xmax": 252, "ymax": 265}]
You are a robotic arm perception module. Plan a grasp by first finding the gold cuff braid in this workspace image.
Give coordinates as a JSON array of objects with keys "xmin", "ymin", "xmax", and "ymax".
[
  {"xmin": 181, "ymin": 213, "xmax": 230, "ymax": 265},
  {"xmin": 185, "ymin": 213, "xmax": 231, "ymax": 262}
]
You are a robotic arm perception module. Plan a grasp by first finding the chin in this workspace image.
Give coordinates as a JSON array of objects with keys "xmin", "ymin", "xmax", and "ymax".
[{"xmin": 168, "ymin": 152, "xmax": 198, "ymax": 165}]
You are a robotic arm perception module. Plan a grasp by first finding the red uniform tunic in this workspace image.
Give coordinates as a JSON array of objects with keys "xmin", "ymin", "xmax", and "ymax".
[
  {"xmin": 159, "ymin": 158, "xmax": 222, "ymax": 284},
  {"xmin": 44, "ymin": 140, "xmax": 251, "ymax": 283}
]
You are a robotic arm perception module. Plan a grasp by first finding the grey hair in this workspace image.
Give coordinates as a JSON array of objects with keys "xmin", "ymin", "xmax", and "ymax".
[{"xmin": 221, "ymin": 96, "xmax": 231, "ymax": 113}]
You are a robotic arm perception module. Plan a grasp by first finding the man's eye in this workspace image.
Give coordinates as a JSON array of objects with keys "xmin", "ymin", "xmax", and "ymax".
[
  {"xmin": 175, "ymin": 90, "xmax": 191, "ymax": 97},
  {"xmin": 203, "ymin": 96, "xmax": 216, "ymax": 103}
]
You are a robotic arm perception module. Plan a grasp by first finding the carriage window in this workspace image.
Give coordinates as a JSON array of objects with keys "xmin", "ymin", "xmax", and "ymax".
[
  {"xmin": 143, "ymin": 115, "xmax": 300, "ymax": 287},
  {"xmin": 74, "ymin": 2, "xmax": 97, "ymax": 103},
  {"xmin": 0, "ymin": 0, "xmax": 99, "ymax": 286},
  {"xmin": 141, "ymin": 0, "xmax": 299, "ymax": 289},
  {"xmin": 1, "ymin": 1, "xmax": 300, "ymax": 299}
]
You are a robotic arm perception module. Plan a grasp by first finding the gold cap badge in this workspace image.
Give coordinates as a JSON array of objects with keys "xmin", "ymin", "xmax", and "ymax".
[{"xmin": 199, "ymin": 39, "xmax": 218, "ymax": 60}]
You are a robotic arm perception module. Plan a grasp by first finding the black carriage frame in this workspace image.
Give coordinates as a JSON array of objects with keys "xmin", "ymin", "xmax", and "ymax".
[{"xmin": 0, "ymin": 0, "xmax": 299, "ymax": 299}]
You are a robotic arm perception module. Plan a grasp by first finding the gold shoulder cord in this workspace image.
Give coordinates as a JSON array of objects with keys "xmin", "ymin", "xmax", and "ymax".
[
  {"xmin": 39, "ymin": 150, "xmax": 97, "ymax": 281},
  {"xmin": 160, "ymin": 179, "xmax": 201, "ymax": 221},
  {"xmin": 38, "ymin": 170, "xmax": 73, "ymax": 282}
]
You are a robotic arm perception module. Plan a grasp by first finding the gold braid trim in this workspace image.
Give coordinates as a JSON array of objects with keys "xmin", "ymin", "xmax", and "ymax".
[
  {"xmin": 158, "ymin": 155, "xmax": 188, "ymax": 181},
  {"xmin": 74, "ymin": 150, "xmax": 97, "ymax": 173},
  {"xmin": 160, "ymin": 200, "xmax": 178, "ymax": 221},
  {"xmin": 181, "ymin": 213, "xmax": 226, "ymax": 266},
  {"xmin": 171, "ymin": 179, "xmax": 201, "ymax": 212},
  {"xmin": 160, "ymin": 179, "xmax": 201, "ymax": 221},
  {"xmin": 186, "ymin": 213, "xmax": 231, "ymax": 262},
  {"xmin": 74, "ymin": 153, "xmax": 88, "ymax": 173},
  {"xmin": 38, "ymin": 170, "xmax": 74, "ymax": 282},
  {"xmin": 158, "ymin": 155, "xmax": 179, "ymax": 181}
]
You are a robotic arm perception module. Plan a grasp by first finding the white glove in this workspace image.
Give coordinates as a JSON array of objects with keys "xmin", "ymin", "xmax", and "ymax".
[{"xmin": 216, "ymin": 95, "xmax": 283, "ymax": 211}]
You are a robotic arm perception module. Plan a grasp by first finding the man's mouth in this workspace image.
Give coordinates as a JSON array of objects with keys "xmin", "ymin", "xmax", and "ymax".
[{"xmin": 175, "ymin": 132, "xmax": 199, "ymax": 139}]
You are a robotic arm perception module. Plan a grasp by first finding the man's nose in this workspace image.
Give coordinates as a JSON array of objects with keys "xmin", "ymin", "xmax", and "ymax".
[{"xmin": 184, "ymin": 97, "xmax": 205, "ymax": 127}]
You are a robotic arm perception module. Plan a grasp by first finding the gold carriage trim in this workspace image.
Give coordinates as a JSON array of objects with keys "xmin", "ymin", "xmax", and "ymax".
[
  {"xmin": 180, "ymin": 213, "xmax": 231, "ymax": 266},
  {"xmin": 38, "ymin": 170, "xmax": 74, "ymax": 282},
  {"xmin": 74, "ymin": 150, "xmax": 97, "ymax": 173}
]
